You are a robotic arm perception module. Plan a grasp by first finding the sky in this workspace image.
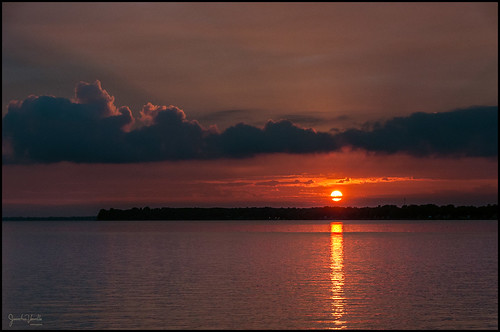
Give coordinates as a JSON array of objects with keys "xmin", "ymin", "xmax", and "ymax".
[{"xmin": 2, "ymin": 2, "xmax": 498, "ymax": 217}]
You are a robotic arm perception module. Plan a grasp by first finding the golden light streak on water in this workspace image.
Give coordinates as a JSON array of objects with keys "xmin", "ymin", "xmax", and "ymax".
[{"xmin": 329, "ymin": 222, "xmax": 347, "ymax": 329}]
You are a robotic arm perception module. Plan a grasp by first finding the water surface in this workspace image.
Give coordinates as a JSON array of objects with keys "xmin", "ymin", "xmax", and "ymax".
[{"xmin": 2, "ymin": 220, "xmax": 498, "ymax": 329}]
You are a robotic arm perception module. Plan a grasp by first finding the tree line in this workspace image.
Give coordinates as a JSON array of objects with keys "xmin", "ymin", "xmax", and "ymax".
[{"xmin": 97, "ymin": 204, "xmax": 498, "ymax": 221}]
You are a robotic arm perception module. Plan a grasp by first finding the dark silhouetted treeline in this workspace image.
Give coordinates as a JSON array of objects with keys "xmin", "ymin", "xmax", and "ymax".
[{"xmin": 97, "ymin": 204, "xmax": 498, "ymax": 221}]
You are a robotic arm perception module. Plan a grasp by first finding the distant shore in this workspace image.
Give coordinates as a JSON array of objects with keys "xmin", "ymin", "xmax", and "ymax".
[
  {"xmin": 3, "ymin": 204, "xmax": 497, "ymax": 221},
  {"xmin": 95, "ymin": 204, "xmax": 498, "ymax": 221}
]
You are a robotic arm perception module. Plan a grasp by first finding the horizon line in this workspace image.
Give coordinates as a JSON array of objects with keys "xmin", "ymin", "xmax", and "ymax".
[{"xmin": 3, "ymin": 203, "xmax": 497, "ymax": 220}]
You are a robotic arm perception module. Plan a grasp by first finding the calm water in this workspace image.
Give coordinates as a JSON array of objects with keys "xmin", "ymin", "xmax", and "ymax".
[{"xmin": 2, "ymin": 220, "xmax": 498, "ymax": 330}]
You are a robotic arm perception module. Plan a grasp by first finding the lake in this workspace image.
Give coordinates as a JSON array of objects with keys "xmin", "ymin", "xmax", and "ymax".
[{"xmin": 2, "ymin": 219, "xmax": 498, "ymax": 329}]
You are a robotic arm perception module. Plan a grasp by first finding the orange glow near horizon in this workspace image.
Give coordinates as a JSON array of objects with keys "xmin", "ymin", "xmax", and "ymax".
[{"xmin": 2, "ymin": 150, "xmax": 498, "ymax": 216}]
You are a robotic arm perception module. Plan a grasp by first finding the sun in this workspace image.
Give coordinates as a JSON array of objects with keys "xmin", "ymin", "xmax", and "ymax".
[{"xmin": 331, "ymin": 190, "xmax": 343, "ymax": 202}]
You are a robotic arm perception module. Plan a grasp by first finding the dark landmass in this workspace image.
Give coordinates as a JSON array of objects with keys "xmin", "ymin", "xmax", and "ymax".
[
  {"xmin": 2, "ymin": 216, "xmax": 97, "ymax": 221},
  {"xmin": 96, "ymin": 204, "xmax": 498, "ymax": 221}
]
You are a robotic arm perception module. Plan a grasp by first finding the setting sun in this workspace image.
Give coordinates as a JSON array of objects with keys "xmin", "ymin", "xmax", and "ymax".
[{"xmin": 331, "ymin": 190, "xmax": 343, "ymax": 202}]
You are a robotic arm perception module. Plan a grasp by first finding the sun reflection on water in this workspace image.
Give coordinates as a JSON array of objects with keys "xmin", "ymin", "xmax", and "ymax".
[{"xmin": 329, "ymin": 222, "xmax": 346, "ymax": 329}]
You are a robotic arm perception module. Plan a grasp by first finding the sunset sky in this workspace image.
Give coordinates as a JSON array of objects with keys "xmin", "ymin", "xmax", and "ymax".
[{"xmin": 2, "ymin": 2, "xmax": 498, "ymax": 217}]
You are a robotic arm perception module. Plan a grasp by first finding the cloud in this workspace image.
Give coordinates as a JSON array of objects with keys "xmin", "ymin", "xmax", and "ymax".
[
  {"xmin": 207, "ymin": 120, "xmax": 339, "ymax": 158},
  {"xmin": 337, "ymin": 106, "xmax": 498, "ymax": 158},
  {"xmin": 73, "ymin": 80, "xmax": 117, "ymax": 116},
  {"xmin": 196, "ymin": 109, "xmax": 256, "ymax": 124},
  {"xmin": 2, "ymin": 81, "xmax": 134, "ymax": 163},
  {"xmin": 124, "ymin": 104, "xmax": 209, "ymax": 161},
  {"xmin": 277, "ymin": 113, "xmax": 352, "ymax": 129},
  {"xmin": 255, "ymin": 179, "xmax": 315, "ymax": 187},
  {"xmin": 2, "ymin": 81, "xmax": 497, "ymax": 164}
]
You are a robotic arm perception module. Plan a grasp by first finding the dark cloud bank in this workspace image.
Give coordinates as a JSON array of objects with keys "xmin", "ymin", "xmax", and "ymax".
[{"xmin": 2, "ymin": 81, "xmax": 498, "ymax": 164}]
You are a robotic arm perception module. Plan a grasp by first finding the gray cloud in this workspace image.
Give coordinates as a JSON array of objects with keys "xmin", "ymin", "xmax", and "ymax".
[
  {"xmin": 337, "ymin": 107, "xmax": 498, "ymax": 158},
  {"xmin": 206, "ymin": 120, "xmax": 339, "ymax": 158},
  {"xmin": 2, "ymin": 81, "xmax": 497, "ymax": 164},
  {"xmin": 2, "ymin": 81, "xmax": 134, "ymax": 163},
  {"xmin": 196, "ymin": 109, "xmax": 256, "ymax": 124}
]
